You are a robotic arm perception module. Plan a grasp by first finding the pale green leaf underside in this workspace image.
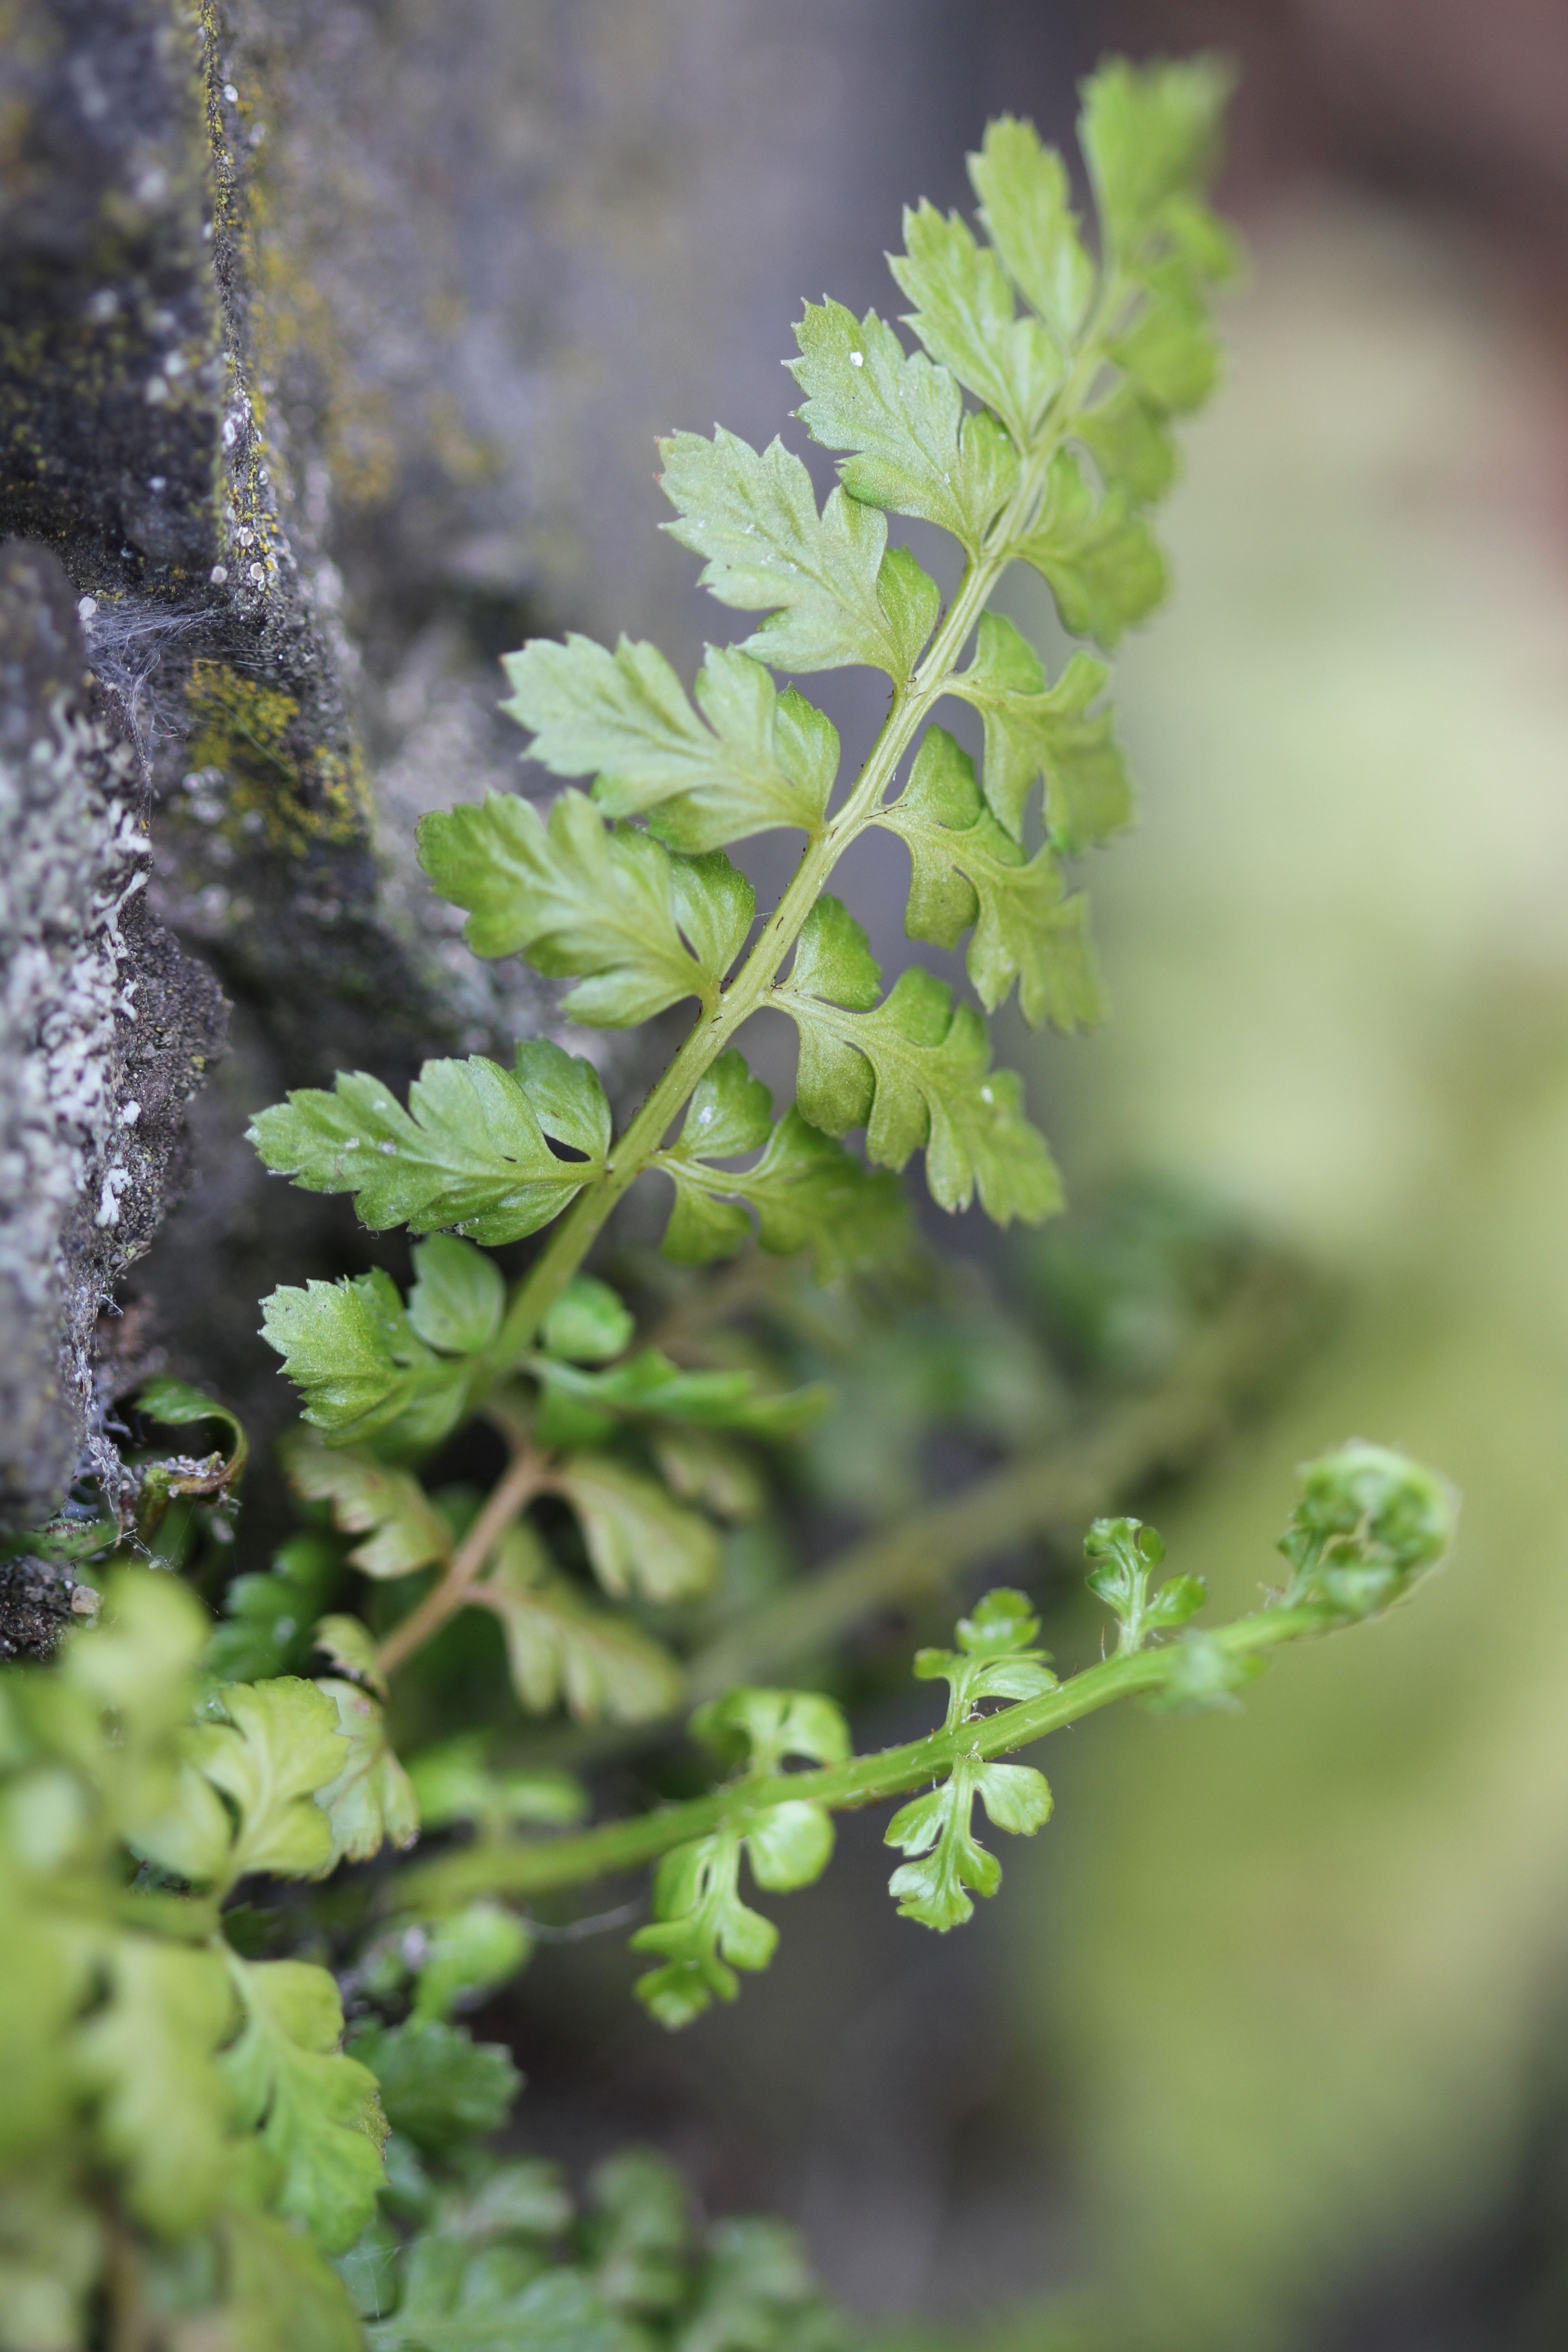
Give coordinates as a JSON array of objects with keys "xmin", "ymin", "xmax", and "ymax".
[
  {"xmin": 279, "ymin": 1429, "xmax": 450, "ymax": 1579},
  {"xmin": 549, "ymin": 1455, "xmax": 721, "ymax": 1604},
  {"xmin": 500, "ymin": 634, "xmax": 838, "ymax": 852},
  {"xmin": 967, "ymin": 115, "xmax": 1094, "ymax": 346},
  {"xmin": 889, "ymin": 201, "xmax": 1063, "ymax": 449},
  {"xmin": 788, "ymin": 298, "xmax": 1018, "ymax": 549},
  {"xmin": 658, "ymin": 426, "xmax": 937, "ymax": 679},
  {"xmin": 418, "ymin": 789, "xmax": 755, "ymax": 1025}
]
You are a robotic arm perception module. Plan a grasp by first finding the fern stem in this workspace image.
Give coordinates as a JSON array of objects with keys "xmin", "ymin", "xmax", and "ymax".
[
  {"xmin": 377, "ymin": 1437, "xmax": 546, "ymax": 1678},
  {"xmin": 397, "ymin": 1599, "xmax": 1335, "ymax": 1911},
  {"xmin": 684, "ymin": 1256, "xmax": 1309, "ymax": 1702}
]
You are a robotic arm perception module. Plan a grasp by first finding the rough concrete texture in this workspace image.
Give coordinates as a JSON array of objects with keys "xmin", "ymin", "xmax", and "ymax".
[{"xmin": 0, "ymin": 539, "xmax": 224, "ymax": 1529}]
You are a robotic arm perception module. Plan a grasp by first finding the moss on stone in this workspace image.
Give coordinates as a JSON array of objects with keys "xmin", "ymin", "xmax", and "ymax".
[{"xmin": 182, "ymin": 657, "xmax": 369, "ymax": 854}]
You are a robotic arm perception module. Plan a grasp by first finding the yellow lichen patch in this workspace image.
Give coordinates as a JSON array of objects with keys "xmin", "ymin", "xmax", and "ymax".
[{"xmin": 183, "ymin": 658, "xmax": 370, "ymax": 856}]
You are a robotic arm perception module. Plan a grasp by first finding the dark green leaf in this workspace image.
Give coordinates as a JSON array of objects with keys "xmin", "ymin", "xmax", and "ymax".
[
  {"xmin": 949, "ymin": 612, "xmax": 1132, "ymax": 847},
  {"xmin": 207, "ymin": 1535, "xmax": 342, "ymax": 1684},
  {"xmin": 878, "ymin": 725, "xmax": 1104, "ymax": 1029},
  {"xmin": 351, "ymin": 2019, "xmax": 519, "ymax": 2159},
  {"xmin": 136, "ymin": 1376, "xmax": 249, "ymax": 1486}
]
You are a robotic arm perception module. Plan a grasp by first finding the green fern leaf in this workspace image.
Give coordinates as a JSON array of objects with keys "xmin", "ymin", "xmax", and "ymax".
[
  {"xmin": 223, "ymin": 2209, "xmax": 366, "ymax": 2352},
  {"xmin": 1080, "ymin": 54, "xmax": 1234, "ymax": 265},
  {"xmin": 1073, "ymin": 381, "xmax": 1177, "ymax": 505},
  {"xmin": 886, "ymin": 1588, "xmax": 1056, "ymax": 1930},
  {"xmin": 417, "ymin": 789, "xmax": 754, "ymax": 1024},
  {"xmin": 877, "ymin": 725, "xmax": 1103, "ymax": 1029},
  {"xmin": 549, "ymin": 1455, "xmax": 720, "ymax": 1603},
  {"xmin": 499, "ymin": 634, "xmax": 838, "ymax": 851},
  {"xmin": 540, "ymin": 1273, "xmax": 636, "ymax": 1364},
  {"xmin": 187, "ymin": 1679, "xmax": 348, "ymax": 1881},
  {"xmin": 658, "ymin": 426, "xmax": 936, "ymax": 678},
  {"xmin": 71, "ymin": 1938, "xmax": 235, "ymax": 2236},
  {"xmin": 260, "ymin": 1271, "xmax": 471, "ymax": 1451},
  {"xmin": 950, "ymin": 612, "xmax": 1132, "ymax": 847},
  {"xmin": 349, "ymin": 2019, "xmax": 518, "ymax": 2159},
  {"xmin": 787, "ymin": 298, "xmax": 1018, "ymax": 549},
  {"xmin": 249, "ymin": 1049, "xmax": 607, "ymax": 1243},
  {"xmin": 889, "ymin": 199, "xmax": 1064, "ymax": 447},
  {"xmin": 476, "ymin": 1524, "xmax": 684, "ymax": 1724},
  {"xmin": 886, "ymin": 1755, "xmax": 1052, "ymax": 1930},
  {"xmin": 778, "ymin": 954, "xmax": 1061, "ymax": 1225},
  {"xmin": 223, "ymin": 1956, "xmax": 388, "ymax": 2253},
  {"xmin": 314, "ymin": 1682, "xmax": 420, "ymax": 1865},
  {"xmin": 690, "ymin": 1686, "xmax": 850, "ymax": 1775},
  {"xmin": 1112, "ymin": 265, "xmax": 1221, "ymax": 416},
  {"xmin": 407, "ymin": 1235, "xmax": 505, "ymax": 1355},
  {"xmin": 966, "ymin": 115, "xmax": 1094, "ymax": 346},
  {"xmin": 1015, "ymin": 449, "xmax": 1166, "ymax": 647},
  {"xmin": 630, "ymin": 1835, "xmax": 779, "ymax": 2029},
  {"xmin": 280, "ymin": 1431, "xmax": 451, "ymax": 1579},
  {"xmin": 659, "ymin": 1066, "xmax": 909, "ymax": 1282}
]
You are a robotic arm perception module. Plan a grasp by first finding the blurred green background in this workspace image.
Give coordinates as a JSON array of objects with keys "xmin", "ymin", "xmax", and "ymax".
[{"xmin": 997, "ymin": 190, "xmax": 1568, "ymax": 2348}]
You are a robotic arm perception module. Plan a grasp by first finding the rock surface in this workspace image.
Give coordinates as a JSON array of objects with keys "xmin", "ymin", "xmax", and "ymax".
[{"xmin": 0, "ymin": 539, "xmax": 224, "ymax": 1529}]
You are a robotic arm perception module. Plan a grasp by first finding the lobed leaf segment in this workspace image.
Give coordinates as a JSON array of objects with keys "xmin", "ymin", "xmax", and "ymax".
[{"xmin": 250, "ymin": 60, "xmax": 1240, "ymax": 1429}]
